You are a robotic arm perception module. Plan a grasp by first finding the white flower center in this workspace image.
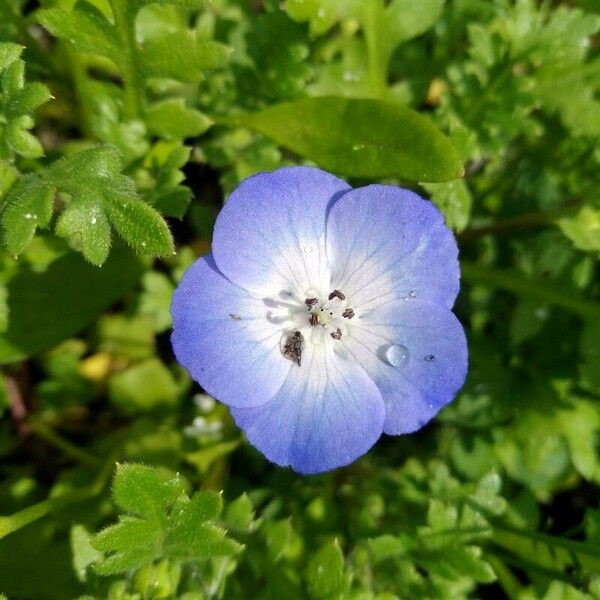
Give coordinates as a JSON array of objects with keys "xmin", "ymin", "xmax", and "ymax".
[{"xmin": 266, "ymin": 287, "xmax": 357, "ymax": 366}]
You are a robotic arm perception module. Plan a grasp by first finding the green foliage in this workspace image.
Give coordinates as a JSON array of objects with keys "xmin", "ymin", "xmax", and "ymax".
[
  {"xmin": 0, "ymin": 1, "xmax": 599, "ymax": 599},
  {"xmin": 224, "ymin": 97, "xmax": 464, "ymax": 182},
  {"xmin": 0, "ymin": 43, "xmax": 50, "ymax": 160},
  {"xmin": 90, "ymin": 463, "xmax": 241, "ymax": 576}
]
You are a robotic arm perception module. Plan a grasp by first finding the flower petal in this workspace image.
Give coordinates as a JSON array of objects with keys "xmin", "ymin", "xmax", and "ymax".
[
  {"xmin": 346, "ymin": 300, "xmax": 467, "ymax": 433},
  {"xmin": 231, "ymin": 344, "xmax": 385, "ymax": 474},
  {"xmin": 326, "ymin": 185, "xmax": 460, "ymax": 312},
  {"xmin": 171, "ymin": 255, "xmax": 291, "ymax": 408},
  {"xmin": 212, "ymin": 166, "xmax": 350, "ymax": 295}
]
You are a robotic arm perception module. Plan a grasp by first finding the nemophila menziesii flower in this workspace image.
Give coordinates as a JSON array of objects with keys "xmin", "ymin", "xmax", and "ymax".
[{"xmin": 171, "ymin": 167, "xmax": 467, "ymax": 474}]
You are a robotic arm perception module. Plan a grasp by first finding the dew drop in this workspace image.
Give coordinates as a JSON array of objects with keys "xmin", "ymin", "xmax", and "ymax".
[
  {"xmin": 91, "ymin": 216, "xmax": 97, "ymax": 225},
  {"xmin": 424, "ymin": 354, "xmax": 435, "ymax": 362},
  {"xmin": 409, "ymin": 290, "xmax": 417, "ymax": 298},
  {"xmin": 352, "ymin": 144, "xmax": 366, "ymax": 151},
  {"xmin": 385, "ymin": 344, "xmax": 409, "ymax": 367},
  {"xmin": 303, "ymin": 245, "xmax": 313, "ymax": 254}
]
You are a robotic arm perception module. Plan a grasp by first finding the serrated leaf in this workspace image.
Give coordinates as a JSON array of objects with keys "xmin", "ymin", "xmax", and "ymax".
[
  {"xmin": 146, "ymin": 99, "xmax": 212, "ymax": 139},
  {"xmin": 0, "ymin": 42, "xmax": 23, "ymax": 70},
  {"xmin": 1, "ymin": 175, "xmax": 55, "ymax": 255},
  {"xmin": 225, "ymin": 97, "xmax": 463, "ymax": 182},
  {"xmin": 0, "ymin": 56, "xmax": 50, "ymax": 159},
  {"xmin": 112, "ymin": 463, "xmax": 184, "ymax": 517},
  {"xmin": 102, "ymin": 190, "xmax": 173, "ymax": 257},
  {"xmin": 141, "ymin": 32, "xmax": 230, "ymax": 82},
  {"xmin": 305, "ymin": 539, "xmax": 348, "ymax": 599},
  {"xmin": 368, "ymin": 534, "xmax": 410, "ymax": 562},
  {"xmin": 55, "ymin": 199, "xmax": 111, "ymax": 266},
  {"xmin": 46, "ymin": 147, "xmax": 174, "ymax": 263},
  {"xmin": 0, "ymin": 243, "xmax": 143, "ymax": 363},
  {"xmin": 223, "ymin": 494, "xmax": 255, "ymax": 532}
]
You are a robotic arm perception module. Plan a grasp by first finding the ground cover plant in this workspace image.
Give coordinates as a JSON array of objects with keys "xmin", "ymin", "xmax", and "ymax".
[{"xmin": 0, "ymin": 0, "xmax": 599, "ymax": 598}]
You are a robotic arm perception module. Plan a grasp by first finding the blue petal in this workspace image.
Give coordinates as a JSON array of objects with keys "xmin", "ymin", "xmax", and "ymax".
[
  {"xmin": 326, "ymin": 185, "xmax": 460, "ymax": 312},
  {"xmin": 212, "ymin": 167, "xmax": 350, "ymax": 295},
  {"xmin": 171, "ymin": 255, "xmax": 291, "ymax": 408},
  {"xmin": 231, "ymin": 344, "xmax": 385, "ymax": 474},
  {"xmin": 347, "ymin": 300, "xmax": 467, "ymax": 433}
]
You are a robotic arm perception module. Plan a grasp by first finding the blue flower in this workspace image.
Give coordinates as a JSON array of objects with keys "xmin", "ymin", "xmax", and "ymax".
[{"xmin": 171, "ymin": 167, "xmax": 467, "ymax": 474}]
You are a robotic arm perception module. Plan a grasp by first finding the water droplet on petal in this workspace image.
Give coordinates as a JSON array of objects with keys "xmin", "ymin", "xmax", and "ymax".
[
  {"xmin": 409, "ymin": 290, "xmax": 417, "ymax": 298},
  {"xmin": 303, "ymin": 245, "xmax": 313, "ymax": 254},
  {"xmin": 385, "ymin": 344, "xmax": 409, "ymax": 367},
  {"xmin": 424, "ymin": 354, "xmax": 435, "ymax": 362}
]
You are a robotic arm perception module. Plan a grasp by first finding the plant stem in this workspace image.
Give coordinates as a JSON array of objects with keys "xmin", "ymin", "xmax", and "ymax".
[
  {"xmin": 363, "ymin": 0, "xmax": 388, "ymax": 98},
  {"xmin": 109, "ymin": 0, "xmax": 143, "ymax": 119},
  {"xmin": 460, "ymin": 261, "xmax": 600, "ymax": 320},
  {"xmin": 0, "ymin": 446, "xmax": 118, "ymax": 540},
  {"xmin": 28, "ymin": 419, "xmax": 100, "ymax": 468}
]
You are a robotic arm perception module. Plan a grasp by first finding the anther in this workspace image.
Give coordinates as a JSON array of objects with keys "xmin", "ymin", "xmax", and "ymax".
[
  {"xmin": 328, "ymin": 290, "xmax": 346, "ymax": 301},
  {"xmin": 330, "ymin": 328, "xmax": 343, "ymax": 340},
  {"xmin": 342, "ymin": 308, "xmax": 355, "ymax": 319},
  {"xmin": 305, "ymin": 297, "xmax": 318, "ymax": 307},
  {"xmin": 309, "ymin": 313, "xmax": 319, "ymax": 326}
]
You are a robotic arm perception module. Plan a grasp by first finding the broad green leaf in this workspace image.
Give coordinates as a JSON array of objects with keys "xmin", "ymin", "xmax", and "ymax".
[
  {"xmin": 138, "ymin": 271, "xmax": 174, "ymax": 332},
  {"xmin": 305, "ymin": 539, "xmax": 348, "ymax": 599},
  {"xmin": 1, "ymin": 175, "xmax": 55, "ymax": 255},
  {"xmin": 224, "ymin": 97, "xmax": 463, "ymax": 182},
  {"xmin": 224, "ymin": 494, "xmax": 255, "ymax": 532},
  {"xmin": 141, "ymin": 32, "xmax": 230, "ymax": 82},
  {"xmin": 0, "ymin": 244, "xmax": 143, "ymax": 363},
  {"xmin": 108, "ymin": 358, "xmax": 180, "ymax": 414},
  {"xmin": 37, "ymin": 3, "xmax": 120, "ymax": 65},
  {"xmin": 386, "ymin": 0, "xmax": 445, "ymax": 46},
  {"xmin": 145, "ymin": 99, "xmax": 212, "ymax": 140}
]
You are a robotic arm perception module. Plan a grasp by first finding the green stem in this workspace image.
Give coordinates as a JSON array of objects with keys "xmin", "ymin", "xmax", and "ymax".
[
  {"xmin": 486, "ymin": 556, "xmax": 522, "ymax": 600},
  {"xmin": 28, "ymin": 419, "xmax": 100, "ymax": 468},
  {"xmin": 0, "ymin": 445, "xmax": 118, "ymax": 540},
  {"xmin": 108, "ymin": 0, "xmax": 143, "ymax": 119},
  {"xmin": 460, "ymin": 261, "xmax": 600, "ymax": 321},
  {"xmin": 363, "ymin": 0, "xmax": 388, "ymax": 98}
]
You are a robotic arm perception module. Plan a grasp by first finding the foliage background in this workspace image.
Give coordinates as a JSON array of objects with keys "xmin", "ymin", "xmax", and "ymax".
[{"xmin": 0, "ymin": 0, "xmax": 599, "ymax": 598}]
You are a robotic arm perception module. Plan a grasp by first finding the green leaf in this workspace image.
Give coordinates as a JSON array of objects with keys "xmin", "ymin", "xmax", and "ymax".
[
  {"xmin": 386, "ymin": 0, "xmax": 445, "ymax": 46},
  {"xmin": 558, "ymin": 206, "xmax": 600, "ymax": 253},
  {"xmin": 224, "ymin": 97, "xmax": 463, "ymax": 182},
  {"xmin": 91, "ymin": 464, "xmax": 240, "ymax": 576},
  {"xmin": 37, "ymin": 3, "xmax": 120, "ymax": 64},
  {"xmin": 112, "ymin": 463, "xmax": 184, "ymax": 517},
  {"xmin": 108, "ymin": 358, "xmax": 180, "ymax": 414},
  {"xmin": 138, "ymin": 271, "xmax": 174, "ymax": 332},
  {"xmin": 1, "ymin": 175, "xmax": 55, "ymax": 255},
  {"xmin": 0, "ymin": 43, "xmax": 22, "ymax": 70},
  {"xmin": 46, "ymin": 147, "xmax": 174, "ymax": 263},
  {"xmin": 421, "ymin": 179, "xmax": 472, "ymax": 231},
  {"xmin": 0, "ymin": 243, "xmax": 143, "ymax": 363},
  {"xmin": 306, "ymin": 539, "xmax": 348, "ymax": 599},
  {"xmin": 70, "ymin": 525, "xmax": 103, "ymax": 582},
  {"xmin": 141, "ymin": 32, "xmax": 230, "ymax": 82},
  {"xmin": 0, "ymin": 55, "xmax": 51, "ymax": 159},
  {"xmin": 145, "ymin": 99, "xmax": 212, "ymax": 140}
]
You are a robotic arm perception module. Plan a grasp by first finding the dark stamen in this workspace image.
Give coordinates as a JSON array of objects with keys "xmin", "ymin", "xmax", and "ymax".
[
  {"xmin": 305, "ymin": 297, "xmax": 318, "ymax": 306},
  {"xmin": 330, "ymin": 328, "xmax": 343, "ymax": 340},
  {"xmin": 309, "ymin": 313, "xmax": 319, "ymax": 326},
  {"xmin": 342, "ymin": 308, "xmax": 355, "ymax": 319},
  {"xmin": 328, "ymin": 290, "xmax": 345, "ymax": 301}
]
